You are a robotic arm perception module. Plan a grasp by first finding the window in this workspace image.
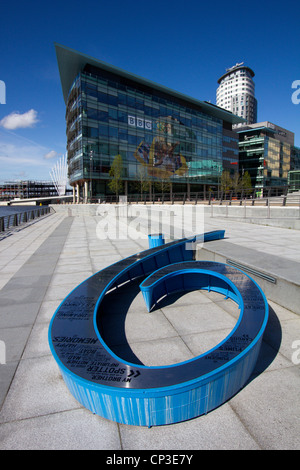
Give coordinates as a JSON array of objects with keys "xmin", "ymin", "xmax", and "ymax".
[
  {"xmin": 98, "ymin": 92, "xmax": 108, "ymax": 104},
  {"xmin": 127, "ymin": 95, "xmax": 136, "ymax": 108},
  {"xmin": 99, "ymin": 124, "xmax": 108, "ymax": 137},
  {"xmin": 118, "ymin": 110, "xmax": 127, "ymax": 123},
  {"xmin": 109, "ymin": 127, "xmax": 118, "ymax": 140},
  {"xmin": 118, "ymin": 93, "xmax": 127, "ymax": 105},
  {"xmin": 90, "ymin": 127, "xmax": 98, "ymax": 138},
  {"xmin": 108, "ymin": 94, "xmax": 118, "ymax": 106},
  {"xmin": 86, "ymin": 85, "xmax": 97, "ymax": 99},
  {"xmin": 119, "ymin": 130, "xmax": 127, "ymax": 141},
  {"xmin": 108, "ymin": 108, "xmax": 118, "ymax": 120},
  {"xmin": 109, "ymin": 144, "xmax": 118, "ymax": 155},
  {"xmin": 98, "ymin": 110, "xmax": 108, "ymax": 122},
  {"xmin": 128, "ymin": 133, "xmax": 137, "ymax": 145},
  {"xmin": 99, "ymin": 142, "xmax": 109, "ymax": 154},
  {"xmin": 87, "ymin": 107, "xmax": 98, "ymax": 120}
]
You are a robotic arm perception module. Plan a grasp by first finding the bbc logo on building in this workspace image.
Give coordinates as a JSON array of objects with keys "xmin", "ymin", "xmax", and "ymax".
[{"xmin": 128, "ymin": 115, "xmax": 152, "ymax": 130}]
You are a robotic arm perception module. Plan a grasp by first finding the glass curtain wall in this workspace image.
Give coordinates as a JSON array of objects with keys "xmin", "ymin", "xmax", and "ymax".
[{"xmin": 66, "ymin": 68, "xmax": 224, "ymax": 195}]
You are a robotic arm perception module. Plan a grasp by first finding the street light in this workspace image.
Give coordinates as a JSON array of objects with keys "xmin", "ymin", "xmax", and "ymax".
[
  {"xmin": 89, "ymin": 150, "xmax": 93, "ymax": 202},
  {"xmin": 217, "ymin": 162, "xmax": 222, "ymax": 199}
]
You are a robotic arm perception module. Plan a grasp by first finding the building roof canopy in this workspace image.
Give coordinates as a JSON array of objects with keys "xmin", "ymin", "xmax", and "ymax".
[
  {"xmin": 55, "ymin": 43, "xmax": 244, "ymax": 125},
  {"xmin": 217, "ymin": 64, "xmax": 255, "ymax": 84}
]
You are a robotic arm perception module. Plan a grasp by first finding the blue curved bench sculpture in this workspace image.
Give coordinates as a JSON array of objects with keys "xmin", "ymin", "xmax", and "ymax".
[
  {"xmin": 48, "ymin": 230, "xmax": 268, "ymax": 427},
  {"xmin": 140, "ymin": 261, "xmax": 242, "ymax": 312}
]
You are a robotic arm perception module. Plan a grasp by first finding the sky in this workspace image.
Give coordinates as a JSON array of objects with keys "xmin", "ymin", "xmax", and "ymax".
[{"xmin": 0, "ymin": 0, "xmax": 299, "ymax": 181}]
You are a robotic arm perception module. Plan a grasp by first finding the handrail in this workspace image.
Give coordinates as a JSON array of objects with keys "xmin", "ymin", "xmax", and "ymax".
[
  {"xmin": 0, "ymin": 206, "xmax": 53, "ymax": 233},
  {"xmin": 93, "ymin": 187, "xmax": 299, "ymax": 207}
]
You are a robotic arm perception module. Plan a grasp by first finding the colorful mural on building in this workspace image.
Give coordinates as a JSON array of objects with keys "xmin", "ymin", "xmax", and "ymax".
[{"xmin": 133, "ymin": 116, "xmax": 188, "ymax": 179}]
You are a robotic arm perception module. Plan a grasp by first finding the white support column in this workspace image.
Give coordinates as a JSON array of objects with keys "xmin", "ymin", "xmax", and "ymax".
[{"xmin": 84, "ymin": 181, "xmax": 88, "ymax": 204}]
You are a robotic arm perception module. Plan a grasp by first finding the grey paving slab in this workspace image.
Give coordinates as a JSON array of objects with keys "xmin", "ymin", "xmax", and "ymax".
[
  {"xmin": 0, "ymin": 355, "xmax": 80, "ymax": 423},
  {"xmin": 0, "ymin": 325, "xmax": 32, "ymax": 363},
  {"xmin": 120, "ymin": 336, "xmax": 195, "ymax": 367},
  {"xmin": 0, "ymin": 215, "xmax": 73, "ymax": 409},
  {"xmin": 0, "ymin": 363, "xmax": 18, "ymax": 411},
  {"xmin": 198, "ymin": 216, "xmax": 300, "ymax": 314},
  {"xmin": 0, "ymin": 408, "xmax": 121, "ymax": 450},
  {"xmin": 230, "ymin": 366, "xmax": 300, "ymax": 450},
  {"xmin": 43, "ymin": 283, "xmax": 80, "ymax": 302},
  {"xmin": 198, "ymin": 239, "xmax": 300, "ymax": 284},
  {"xmin": 0, "ymin": 285, "xmax": 48, "ymax": 306},
  {"xmin": 162, "ymin": 301, "xmax": 236, "ymax": 336},
  {"xmin": 181, "ymin": 328, "xmax": 234, "ymax": 358},
  {"xmin": 0, "ymin": 302, "xmax": 41, "ymax": 329},
  {"xmin": 49, "ymin": 271, "xmax": 94, "ymax": 287},
  {"xmin": 118, "ymin": 403, "xmax": 260, "ymax": 450}
]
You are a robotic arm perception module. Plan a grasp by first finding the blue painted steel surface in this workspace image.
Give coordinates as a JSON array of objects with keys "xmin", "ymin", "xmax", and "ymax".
[
  {"xmin": 140, "ymin": 262, "xmax": 240, "ymax": 312},
  {"xmin": 48, "ymin": 230, "xmax": 268, "ymax": 427},
  {"xmin": 148, "ymin": 233, "xmax": 165, "ymax": 249}
]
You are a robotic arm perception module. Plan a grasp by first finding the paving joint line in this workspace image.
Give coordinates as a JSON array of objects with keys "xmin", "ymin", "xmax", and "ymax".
[{"xmin": 0, "ymin": 216, "xmax": 74, "ymax": 413}]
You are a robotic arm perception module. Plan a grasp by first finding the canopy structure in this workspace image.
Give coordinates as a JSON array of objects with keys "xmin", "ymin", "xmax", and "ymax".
[{"xmin": 55, "ymin": 43, "xmax": 245, "ymax": 126}]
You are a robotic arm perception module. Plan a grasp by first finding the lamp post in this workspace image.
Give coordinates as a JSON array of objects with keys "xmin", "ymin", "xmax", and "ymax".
[
  {"xmin": 217, "ymin": 162, "xmax": 222, "ymax": 199},
  {"xmin": 89, "ymin": 150, "xmax": 93, "ymax": 202}
]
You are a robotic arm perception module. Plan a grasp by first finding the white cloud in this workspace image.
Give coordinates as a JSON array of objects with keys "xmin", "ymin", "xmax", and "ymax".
[
  {"xmin": 44, "ymin": 150, "xmax": 58, "ymax": 159},
  {"xmin": 0, "ymin": 109, "xmax": 39, "ymax": 130},
  {"xmin": 0, "ymin": 143, "xmax": 48, "ymax": 166},
  {"xmin": 0, "ymin": 131, "xmax": 57, "ymax": 180}
]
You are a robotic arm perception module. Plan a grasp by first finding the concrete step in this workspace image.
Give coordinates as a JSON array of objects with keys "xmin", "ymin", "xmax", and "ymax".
[{"xmin": 197, "ymin": 240, "xmax": 300, "ymax": 315}]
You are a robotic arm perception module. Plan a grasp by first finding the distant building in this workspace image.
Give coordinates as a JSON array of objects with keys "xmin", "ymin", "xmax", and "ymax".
[
  {"xmin": 0, "ymin": 180, "xmax": 58, "ymax": 201},
  {"xmin": 288, "ymin": 170, "xmax": 300, "ymax": 192},
  {"xmin": 55, "ymin": 44, "xmax": 244, "ymax": 200},
  {"xmin": 291, "ymin": 145, "xmax": 300, "ymax": 172},
  {"xmin": 216, "ymin": 63, "xmax": 257, "ymax": 127},
  {"xmin": 237, "ymin": 122, "xmax": 299, "ymax": 193},
  {"xmin": 288, "ymin": 146, "xmax": 300, "ymax": 192}
]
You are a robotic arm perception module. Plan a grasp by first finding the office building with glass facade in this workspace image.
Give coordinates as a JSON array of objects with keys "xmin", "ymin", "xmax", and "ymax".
[
  {"xmin": 55, "ymin": 44, "xmax": 243, "ymax": 201},
  {"xmin": 288, "ymin": 170, "xmax": 300, "ymax": 192},
  {"xmin": 238, "ymin": 122, "xmax": 300, "ymax": 193}
]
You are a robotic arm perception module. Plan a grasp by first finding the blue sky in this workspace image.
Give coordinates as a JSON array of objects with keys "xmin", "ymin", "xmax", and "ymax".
[{"xmin": 0, "ymin": 0, "xmax": 299, "ymax": 181}]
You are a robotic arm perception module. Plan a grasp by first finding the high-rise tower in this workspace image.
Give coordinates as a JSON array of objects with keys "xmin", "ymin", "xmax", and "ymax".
[{"xmin": 216, "ymin": 62, "xmax": 257, "ymax": 126}]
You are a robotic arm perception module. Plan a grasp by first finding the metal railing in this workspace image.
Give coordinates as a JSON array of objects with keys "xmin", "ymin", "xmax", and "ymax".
[
  {"xmin": 91, "ymin": 187, "xmax": 300, "ymax": 208},
  {"xmin": 0, "ymin": 206, "xmax": 53, "ymax": 233}
]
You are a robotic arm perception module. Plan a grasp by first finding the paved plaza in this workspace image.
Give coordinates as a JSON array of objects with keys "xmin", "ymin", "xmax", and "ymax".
[{"xmin": 0, "ymin": 206, "xmax": 299, "ymax": 450}]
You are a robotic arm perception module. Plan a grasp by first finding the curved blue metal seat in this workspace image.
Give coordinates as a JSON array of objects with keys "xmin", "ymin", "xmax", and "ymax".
[
  {"xmin": 140, "ymin": 261, "xmax": 240, "ymax": 312},
  {"xmin": 48, "ymin": 230, "xmax": 268, "ymax": 427}
]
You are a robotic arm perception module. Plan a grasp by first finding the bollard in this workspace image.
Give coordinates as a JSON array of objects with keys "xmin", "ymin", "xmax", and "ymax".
[{"xmin": 148, "ymin": 233, "xmax": 165, "ymax": 249}]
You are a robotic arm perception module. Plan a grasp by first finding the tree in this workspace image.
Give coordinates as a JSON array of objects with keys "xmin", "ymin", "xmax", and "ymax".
[
  {"xmin": 136, "ymin": 165, "xmax": 152, "ymax": 200},
  {"xmin": 108, "ymin": 154, "xmax": 123, "ymax": 200},
  {"xmin": 232, "ymin": 172, "xmax": 241, "ymax": 196},
  {"xmin": 241, "ymin": 171, "xmax": 252, "ymax": 196},
  {"xmin": 220, "ymin": 170, "xmax": 232, "ymax": 195},
  {"xmin": 154, "ymin": 178, "xmax": 171, "ymax": 199}
]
